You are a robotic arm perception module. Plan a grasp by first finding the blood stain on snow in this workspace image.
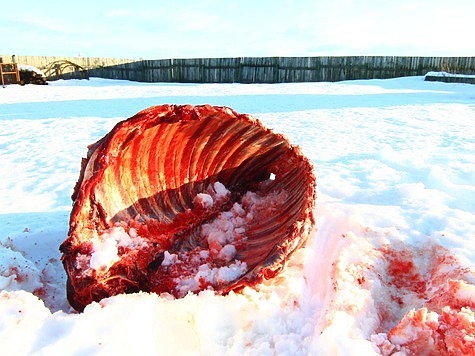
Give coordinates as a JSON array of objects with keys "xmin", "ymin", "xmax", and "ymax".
[
  {"xmin": 383, "ymin": 246, "xmax": 428, "ymax": 297},
  {"xmin": 372, "ymin": 243, "xmax": 475, "ymax": 355}
]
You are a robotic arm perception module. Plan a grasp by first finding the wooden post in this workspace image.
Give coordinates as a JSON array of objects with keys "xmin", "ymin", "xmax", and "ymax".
[{"xmin": 0, "ymin": 63, "xmax": 4, "ymax": 88}]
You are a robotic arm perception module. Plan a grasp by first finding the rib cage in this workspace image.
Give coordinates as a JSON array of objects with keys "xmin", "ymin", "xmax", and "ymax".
[{"xmin": 60, "ymin": 104, "xmax": 316, "ymax": 311}]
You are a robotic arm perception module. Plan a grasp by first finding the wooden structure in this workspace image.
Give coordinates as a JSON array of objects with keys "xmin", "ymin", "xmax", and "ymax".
[
  {"xmin": 0, "ymin": 58, "xmax": 20, "ymax": 87},
  {"xmin": 41, "ymin": 60, "xmax": 88, "ymax": 80}
]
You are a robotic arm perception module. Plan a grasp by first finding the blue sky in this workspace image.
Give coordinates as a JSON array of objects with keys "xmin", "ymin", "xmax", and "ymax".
[{"xmin": 3, "ymin": 0, "xmax": 474, "ymax": 59}]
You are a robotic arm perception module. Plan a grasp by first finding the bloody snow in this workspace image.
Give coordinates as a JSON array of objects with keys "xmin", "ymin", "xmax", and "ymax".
[
  {"xmin": 0, "ymin": 75, "xmax": 474, "ymax": 355},
  {"xmin": 79, "ymin": 181, "xmax": 287, "ymax": 298}
]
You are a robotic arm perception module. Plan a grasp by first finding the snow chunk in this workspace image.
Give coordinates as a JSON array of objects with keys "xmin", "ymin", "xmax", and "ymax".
[
  {"xmin": 215, "ymin": 262, "xmax": 246, "ymax": 283},
  {"xmin": 175, "ymin": 260, "xmax": 248, "ymax": 295},
  {"xmin": 90, "ymin": 238, "xmax": 119, "ymax": 271},
  {"xmin": 218, "ymin": 244, "xmax": 237, "ymax": 262},
  {"xmin": 213, "ymin": 181, "xmax": 229, "ymax": 198},
  {"xmin": 89, "ymin": 226, "xmax": 146, "ymax": 271},
  {"xmin": 192, "ymin": 182, "xmax": 230, "ymax": 209},
  {"xmin": 194, "ymin": 193, "xmax": 214, "ymax": 208},
  {"xmin": 162, "ymin": 251, "xmax": 178, "ymax": 267}
]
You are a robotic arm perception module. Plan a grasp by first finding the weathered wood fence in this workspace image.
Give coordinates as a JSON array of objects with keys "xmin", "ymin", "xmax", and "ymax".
[
  {"xmin": 85, "ymin": 56, "xmax": 475, "ymax": 83},
  {"xmin": 1, "ymin": 55, "xmax": 474, "ymax": 83}
]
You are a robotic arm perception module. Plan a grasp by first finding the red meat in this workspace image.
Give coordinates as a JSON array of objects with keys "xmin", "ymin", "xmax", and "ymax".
[{"xmin": 60, "ymin": 104, "xmax": 316, "ymax": 311}]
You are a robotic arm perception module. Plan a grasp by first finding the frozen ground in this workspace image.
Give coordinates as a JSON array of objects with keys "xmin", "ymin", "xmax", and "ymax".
[{"xmin": 0, "ymin": 76, "xmax": 474, "ymax": 355}]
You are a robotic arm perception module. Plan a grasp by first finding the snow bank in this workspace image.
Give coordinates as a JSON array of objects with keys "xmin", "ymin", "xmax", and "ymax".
[{"xmin": 1, "ymin": 76, "xmax": 474, "ymax": 355}]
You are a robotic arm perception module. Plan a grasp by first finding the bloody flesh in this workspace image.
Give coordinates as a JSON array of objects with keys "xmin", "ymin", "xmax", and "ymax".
[{"xmin": 60, "ymin": 104, "xmax": 316, "ymax": 311}]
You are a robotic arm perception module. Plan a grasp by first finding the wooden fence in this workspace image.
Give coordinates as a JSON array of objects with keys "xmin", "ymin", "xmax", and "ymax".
[{"xmin": 1, "ymin": 54, "xmax": 474, "ymax": 83}]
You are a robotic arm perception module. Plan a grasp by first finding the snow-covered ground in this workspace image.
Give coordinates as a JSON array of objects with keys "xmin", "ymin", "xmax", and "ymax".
[{"xmin": 0, "ymin": 76, "xmax": 474, "ymax": 355}]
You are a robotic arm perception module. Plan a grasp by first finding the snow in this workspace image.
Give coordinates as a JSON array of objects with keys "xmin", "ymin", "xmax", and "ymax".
[
  {"xmin": 425, "ymin": 71, "xmax": 475, "ymax": 79},
  {"xmin": 194, "ymin": 193, "xmax": 214, "ymax": 208},
  {"xmin": 17, "ymin": 64, "xmax": 46, "ymax": 77},
  {"xmin": 142, "ymin": 183, "xmax": 287, "ymax": 297},
  {"xmin": 89, "ymin": 237, "xmax": 119, "ymax": 272},
  {"xmin": 193, "ymin": 182, "xmax": 230, "ymax": 209},
  {"xmin": 213, "ymin": 181, "xmax": 229, "ymax": 198},
  {"xmin": 1, "ymin": 76, "xmax": 474, "ymax": 355}
]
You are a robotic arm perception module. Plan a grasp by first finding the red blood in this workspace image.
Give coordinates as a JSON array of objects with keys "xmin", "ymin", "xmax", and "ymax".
[
  {"xmin": 382, "ymin": 246, "xmax": 427, "ymax": 296},
  {"xmin": 375, "ymin": 244, "xmax": 475, "ymax": 355}
]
